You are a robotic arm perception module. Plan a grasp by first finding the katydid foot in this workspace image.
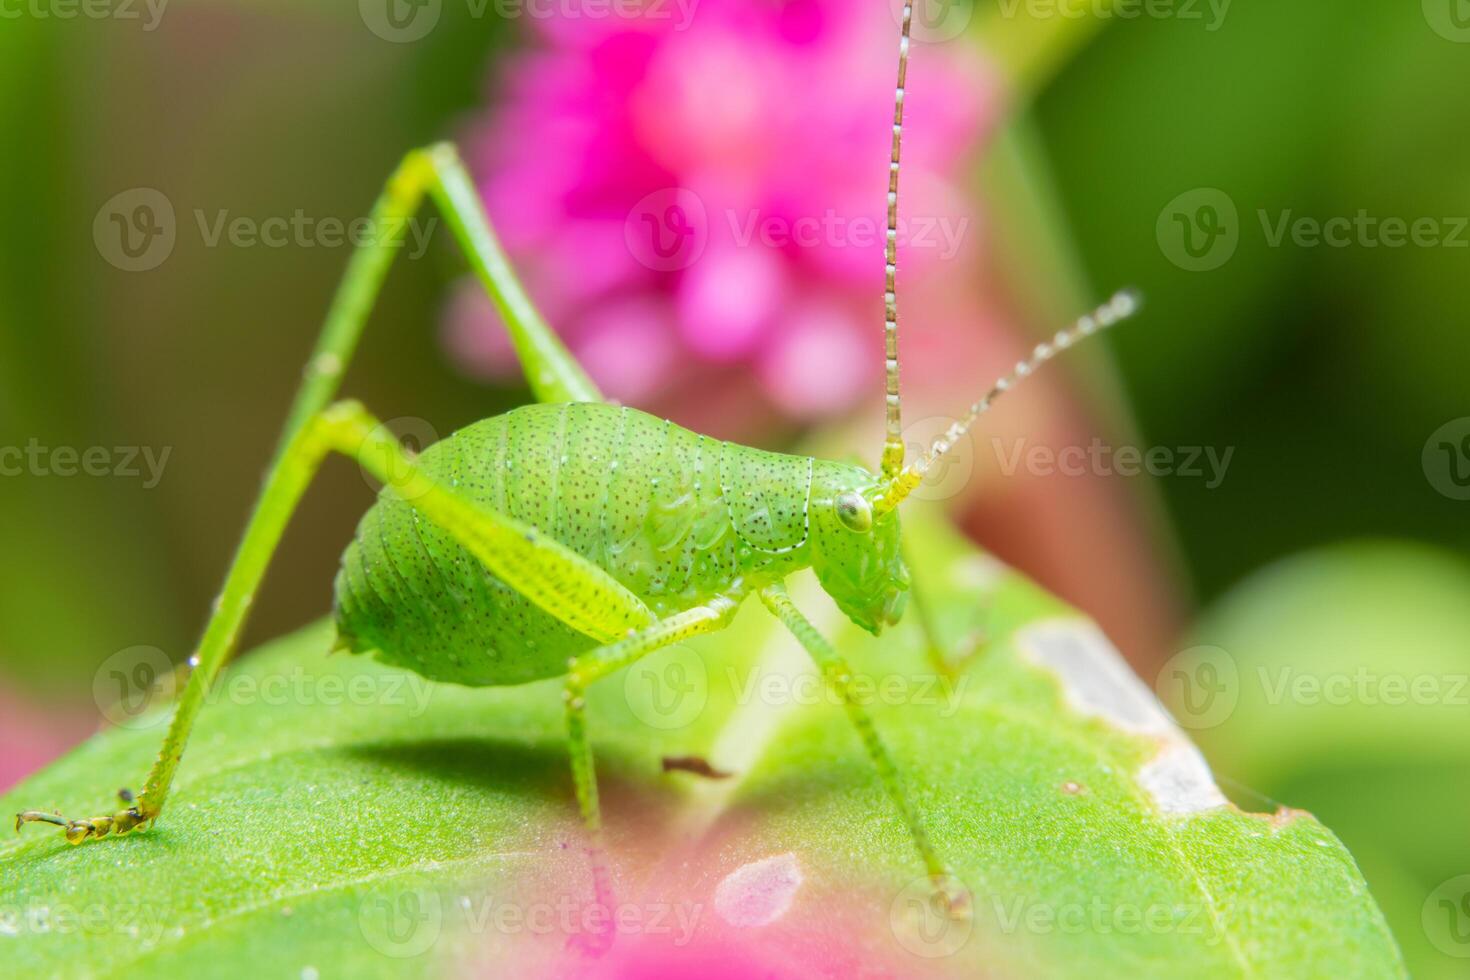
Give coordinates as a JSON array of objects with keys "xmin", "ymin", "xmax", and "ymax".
[{"xmin": 15, "ymin": 789, "xmax": 154, "ymax": 845}]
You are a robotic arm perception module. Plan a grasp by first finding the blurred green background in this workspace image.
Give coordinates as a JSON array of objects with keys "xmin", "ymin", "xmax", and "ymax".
[{"xmin": 1, "ymin": 0, "xmax": 1467, "ymax": 974}]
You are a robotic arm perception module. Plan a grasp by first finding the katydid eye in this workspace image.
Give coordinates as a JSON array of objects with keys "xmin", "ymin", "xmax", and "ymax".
[{"xmin": 834, "ymin": 491, "xmax": 873, "ymax": 533}]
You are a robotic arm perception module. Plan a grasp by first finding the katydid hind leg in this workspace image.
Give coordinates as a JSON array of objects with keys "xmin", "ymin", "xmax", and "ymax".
[
  {"xmin": 16, "ymin": 137, "xmax": 609, "ymax": 844},
  {"xmin": 279, "ymin": 143, "xmax": 599, "ymax": 456},
  {"xmin": 14, "ymin": 401, "xmax": 650, "ymax": 844}
]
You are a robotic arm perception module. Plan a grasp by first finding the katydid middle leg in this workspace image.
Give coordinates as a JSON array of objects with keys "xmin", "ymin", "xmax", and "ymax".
[{"xmin": 559, "ymin": 598, "xmax": 740, "ymax": 944}]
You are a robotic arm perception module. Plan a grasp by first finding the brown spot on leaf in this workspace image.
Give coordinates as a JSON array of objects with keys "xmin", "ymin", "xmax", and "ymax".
[{"xmin": 662, "ymin": 755, "xmax": 733, "ymax": 780}]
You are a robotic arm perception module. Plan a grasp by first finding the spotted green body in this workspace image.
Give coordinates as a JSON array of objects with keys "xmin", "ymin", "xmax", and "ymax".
[{"xmin": 335, "ymin": 401, "xmax": 908, "ymax": 686}]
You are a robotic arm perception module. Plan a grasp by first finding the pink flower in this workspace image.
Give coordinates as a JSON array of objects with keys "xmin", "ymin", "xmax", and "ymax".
[
  {"xmin": 447, "ymin": 0, "xmax": 999, "ymax": 433},
  {"xmin": 0, "ymin": 684, "xmax": 91, "ymax": 793}
]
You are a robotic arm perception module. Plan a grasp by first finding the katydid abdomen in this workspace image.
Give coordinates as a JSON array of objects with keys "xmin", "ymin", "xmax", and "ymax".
[{"xmin": 334, "ymin": 401, "xmax": 821, "ymax": 686}]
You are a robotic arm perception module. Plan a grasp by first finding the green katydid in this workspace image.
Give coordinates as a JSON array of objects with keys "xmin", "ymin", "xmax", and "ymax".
[{"xmin": 16, "ymin": 2, "xmax": 1137, "ymax": 918}]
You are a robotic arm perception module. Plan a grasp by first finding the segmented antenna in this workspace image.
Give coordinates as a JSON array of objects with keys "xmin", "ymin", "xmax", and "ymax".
[
  {"xmin": 879, "ymin": 0, "xmax": 914, "ymax": 481},
  {"xmin": 874, "ymin": 289, "xmax": 1142, "ymax": 514}
]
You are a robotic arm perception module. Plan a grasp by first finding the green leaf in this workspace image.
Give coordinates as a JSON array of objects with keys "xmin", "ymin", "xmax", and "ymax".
[
  {"xmin": 0, "ymin": 509, "xmax": 1401, "ymax": 978},
  {"xmin": 1183, "ymin": 542, "xmax": 1470, "ymax": 980}
]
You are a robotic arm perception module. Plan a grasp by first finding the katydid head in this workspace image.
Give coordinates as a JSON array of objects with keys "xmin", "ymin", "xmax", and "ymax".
[
  {"xmin": 808, "ymin": 461, "xmax": 910, "ymax": 635},
  {"xmin": 806, "ymin": 281, "xmax": 1139, "ymax": 637}
]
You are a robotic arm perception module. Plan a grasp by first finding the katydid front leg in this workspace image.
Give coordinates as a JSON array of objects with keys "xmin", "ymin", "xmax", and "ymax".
[{"xmin": 759, "ymin": 584, "xmax": 971, "ymax": 920}]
